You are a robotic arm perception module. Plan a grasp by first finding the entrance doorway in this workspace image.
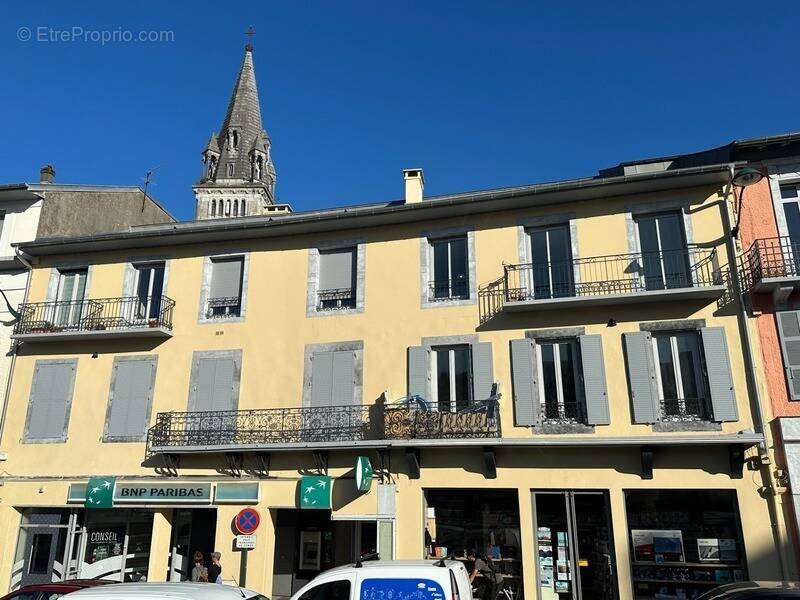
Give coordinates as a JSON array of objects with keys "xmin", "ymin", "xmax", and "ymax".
[
  {"xmin": 168, "ymin": 509, "xmax": 218, "ymax": 581},
  {"xmin": 533, "ymin": 491, "xmax": 617, "ymax": 600}
]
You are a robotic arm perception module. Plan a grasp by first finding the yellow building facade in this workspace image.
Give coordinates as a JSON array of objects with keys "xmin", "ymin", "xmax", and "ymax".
[{"xmin": 0, "ymin": 164, "xmax": 789, "ymax": 600}]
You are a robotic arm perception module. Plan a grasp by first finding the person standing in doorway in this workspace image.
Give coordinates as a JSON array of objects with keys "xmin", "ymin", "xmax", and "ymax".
[
  {"xmin": 191, "ymin": 551, "xmax": 208, "ymax": 582},
  {"xmin": 209, "ymin": 552, "xmax": 223, "ymax": 584}
]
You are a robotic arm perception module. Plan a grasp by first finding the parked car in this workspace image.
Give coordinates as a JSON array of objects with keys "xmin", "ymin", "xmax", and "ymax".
[
  {"xmin": 290, "ymin": 560, "xmax": 473, "ymax": 600},
  {"xmin": 65, "ymin": 583, "xmax": 267, "ymax": 600},
  {"xmin": 0, "ymin": 580, "xmax": 115, "ymax": 600},
  {"xmin": 697, "ymin": 582, "xmax": 800, "ymax": 600}
]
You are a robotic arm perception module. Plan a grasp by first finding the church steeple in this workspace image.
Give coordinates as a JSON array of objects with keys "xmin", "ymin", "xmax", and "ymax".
[{"xmin": 194, "ymin": 43, "xmax": 280, "ymax": 220}]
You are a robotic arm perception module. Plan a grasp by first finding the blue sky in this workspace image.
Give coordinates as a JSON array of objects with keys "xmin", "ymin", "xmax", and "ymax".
[{"xmin": 1, "ymin": 2, "xmax": 798, "ymax": 221}]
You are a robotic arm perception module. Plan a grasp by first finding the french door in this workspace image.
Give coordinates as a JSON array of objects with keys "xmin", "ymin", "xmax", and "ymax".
[
  {"xmin": 134, "ymin": 263, "xmax": 165, "ymax": 320},
  {"xmin": 529, "ymin": 226, "xmax": 573, "ymax": 299},
  {"xmin": 533, "ymin": 491, "xmax": 617, "ymax": 600},
  {"xmin": 55, "ymin": 269, "xmax": 88, "ymax": 326},
  {"xmin": 635, "ymin": 213, "xmax": 689, "ymax": 291}
]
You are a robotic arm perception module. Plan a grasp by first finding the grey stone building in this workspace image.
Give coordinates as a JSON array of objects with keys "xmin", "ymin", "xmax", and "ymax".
[{"xmin": 193, "ymin": 43, "xmax": 290, "ymax": 220}]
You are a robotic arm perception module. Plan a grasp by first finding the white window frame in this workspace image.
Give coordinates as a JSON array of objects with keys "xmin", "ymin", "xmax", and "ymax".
[
  {"xmin": 429, "ymin": 345, "xmax": 472, "ymax": 412},
  {"xmin": 55, "ymin": 268, "xmax": 88, "ymax": 326},
  {"xmin": 528, "ymin": 225, "xmax": 572, "ymax": 297},
  {"xmin": 651, "ymin": 331, "xmax": 707, "ymax": 408},
  {"xmin": 132, "ymin": 262, "xmax": 165, "ymax": 321},
  {"xmin": 634, "ymin": 212, "xmax": 689, "ymax": 289},
  {"xmin": 535, "ymin": 339, "xmax": 583, "ymax": 419},
  {"xmin": 429, "ymin": 236, "xmax": 469, "ymax": 301}
]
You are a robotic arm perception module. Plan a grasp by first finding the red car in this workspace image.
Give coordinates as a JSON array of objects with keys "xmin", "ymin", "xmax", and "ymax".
[{"xmin": 0, "ymin": 580, "xmax": 116, "ymax": 600}]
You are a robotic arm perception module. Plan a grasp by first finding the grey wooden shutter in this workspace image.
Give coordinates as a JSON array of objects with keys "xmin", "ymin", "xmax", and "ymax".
[
  {"xmin": 210, "ymin": 258, "xmax": 243, "ymax": 299},
  {"xmin": 471, "ymin": 342, "xmax": 494, "ymax": 402},
  {"xmin": 510, "ymin": 338, "xmax": 539, "ymax": 427},
  {"xmin": 776, "ymin": 311, "xmax": 800, "ymax": 400},
  {"xmin": 407, "ymin": 346, "xmax": 430, "ymax": 402},
  {"xmin": 319, "ymin": 249, "xmax": 355, "ymax": 291},
  {"xmin": 623, "ymin": 332, "xmax": 659, "ymax": 423},
  {"xmin": 25, "ymin": 362, "xmax": 76, "ymax": 441},
  {"xmin": 311, "ymin": 351, "xmax": 334, "ymax": 407},
  {"xmin": 331, "ymin": 350, "xmax": 356, "ymax": 405},
  {"xmin": 193, "ymin": 356, "xmax": 236, "ymax": 412},
  {"xmin": 105, "ymin": 358, "xmax": 156, "ymax": 440},
  {"xmin": 579, "ymin": 335, "xmax": 610, "ymax": 425},
  {"xmin": 700, "ymin": 326, "xmax": 738, "ymax": 422}
]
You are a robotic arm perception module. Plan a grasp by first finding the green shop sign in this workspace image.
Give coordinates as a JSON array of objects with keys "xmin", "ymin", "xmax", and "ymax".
[
  {"xmin": 300, "ymin": 475, "xmax": 332, "ymax": 509},
  {"xmin": 356, "ymin": 456, "xmax": 373, "ymax": 492},
  {"xmin": 85, "ymin": 478, "xmax": 115, "ymax": 509}
]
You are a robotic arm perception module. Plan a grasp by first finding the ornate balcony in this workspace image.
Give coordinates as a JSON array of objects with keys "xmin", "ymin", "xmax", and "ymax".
[
  {"xmin": 316, "ymin": 288, "xmax": 356, "ymax": 311},
  {"xmin": 741, "ymin": 236, "xmax": 800, "ymax": 303},
  {"xmin": 145, "ymin": 397, "xmax": 501, "ymax": 457},
  {"xmin": 479, "ymin": 246, "xmax": 728, "ymax": 322},
  {"xmin": 427, "ymin": 278, "xmax": 470, "ymax": 302},
  {"xmin": 13, "ymin": 296, "xmax": 175, "ymax": 342}
]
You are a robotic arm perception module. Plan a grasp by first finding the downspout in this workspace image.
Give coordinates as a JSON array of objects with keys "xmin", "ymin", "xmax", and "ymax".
[
  {"xmin": 722, "ymin": 164, "xmax": 789, "ymax": 579},
  {"xmin": 0, "ymin": 248, "xmax": 33, "ymax": 445}
]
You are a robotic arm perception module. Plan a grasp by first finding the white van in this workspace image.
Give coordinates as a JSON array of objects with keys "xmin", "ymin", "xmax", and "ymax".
[
  {"xmin": 289, "ymin": 560, "xmax": 473, "ymax": 600},
  {"xmin": 65, "ymin": 582, "xmax": 267, "ymax": 600}
]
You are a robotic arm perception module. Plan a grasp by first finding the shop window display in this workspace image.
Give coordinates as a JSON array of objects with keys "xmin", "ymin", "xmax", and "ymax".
[{"xmin": 625, "ymin": 490, "xmax": 746, "ymax": 599}]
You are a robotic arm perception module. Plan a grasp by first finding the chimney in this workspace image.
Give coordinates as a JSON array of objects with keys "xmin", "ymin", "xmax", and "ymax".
[
  {"xmin": 39, "ymin": 164, "xmax": 55, "ymax": 184},
  {"xmin": 403, "ymin": 168, "xmax": 424, "ymax": 204}
]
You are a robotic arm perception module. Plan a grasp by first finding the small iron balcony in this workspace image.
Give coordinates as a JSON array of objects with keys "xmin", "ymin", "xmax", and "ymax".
[
  {"xmin": 316, "ymin": 288, "xmax": 356, "ymax": 311},
  {"xmin": 13, "ymin": 296, "xmax": 175, "ymax": 342},
  {"xmin": 145, "ymin": 398, "xmax": 500, "ymax": 457},
  {"xmin": 427, "ymin": 278, "xmax": 470, "ymax": 302},
  {"xmin": 479, "ymin": 246, "xmax": 727, "ymax": 322},
  {"xmin": 741, "ymin": 236, "xmax": 800, "ymax": 302},
  {"xmin": 660, "ymin": 398, "xmax": 708, "ymax": 422},
  {"xmin": 206, "ymin": 296, "xmax": 241, "ymax": 319}
]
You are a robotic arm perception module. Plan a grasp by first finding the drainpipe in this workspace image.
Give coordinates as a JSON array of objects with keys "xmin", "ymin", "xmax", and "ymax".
[
  {"xmin": 0, "ymin": 248, "xmax": 34, "ymax": 445},
  {"xmin": 722, "ymin": 164, "xmax": 789, "ymax": 579}
]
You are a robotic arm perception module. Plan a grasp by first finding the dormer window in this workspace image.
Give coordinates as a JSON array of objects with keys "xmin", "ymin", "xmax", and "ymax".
[{"xmin": 227, "ymin": 163, "xmax": 234, "ymax": 177}]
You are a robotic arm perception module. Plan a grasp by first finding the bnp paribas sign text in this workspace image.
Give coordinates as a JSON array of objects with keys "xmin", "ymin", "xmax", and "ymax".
[{"xmin": 114, "ymin": 483, "xmax": 212, "ymax": 504}]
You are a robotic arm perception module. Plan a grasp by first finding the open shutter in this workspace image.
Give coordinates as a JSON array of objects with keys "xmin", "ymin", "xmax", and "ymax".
[
  {"xmin": 623, "ymin": 332, "xmax": 659, "ymax": 423},
  {"xmin": 26, "ymin": 362, "xmax": 75, "ymax": 441},
  {"xmin": 579, "ymin": 335, "xmax": 610, "ymax": 425},
  {"xmin": 210, "ymin": 258, "xmax": 243, "ymax": 299},
  {"xmin": 319, "ymin": 249, "xmax": 355, "ymax": 291},
  {"xmin": 311, "ymin": 351, "xmax": 334, "ymax": 407},
  {"xmin": 510, "ymin": 338, "xmax": 539, "ymax": 427},
  {"xmin": 471, "ymin": 342, "xmax": 494, "ymax": 402},
  {"xmin": 106, "ymin": 358, "xmax": 156, "ymax": 439},
  {"xmin": 407, "ymin": 346, "xmax": 430, "ymax": 403},
  {"xmin": 777, "ymin": 311, "xmax": 800, "ymax": 400},
  {"xmin": 331, "ymin": 350, "xmax": 356, "ymax": 405},
  {"xmin": 700, "ymin": 327, "xmax": 738, "ymax": 422}
]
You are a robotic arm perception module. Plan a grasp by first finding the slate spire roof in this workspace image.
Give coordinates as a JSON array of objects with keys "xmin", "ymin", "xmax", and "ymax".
[{"xmin": 203, "ymin": 45, "xmax": 276, "ymax": 192}]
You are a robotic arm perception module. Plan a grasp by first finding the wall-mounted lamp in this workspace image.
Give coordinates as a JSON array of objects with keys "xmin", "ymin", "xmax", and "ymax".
[
  {"xmin": 607, "ymin": 318, "xmax": 617, "ymax": 327},
  {"xmin": 91, "ymin": 352, "xmax": 98, "ymax": 359}
]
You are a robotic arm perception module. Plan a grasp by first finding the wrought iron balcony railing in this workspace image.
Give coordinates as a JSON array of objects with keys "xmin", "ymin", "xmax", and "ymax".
[
  {"xmin": 660, "ymin": 398, "xmax": 707, "ymax": 422},
  {"xmin": 316, "ymin": 288, "xmax": 356, "ymax": 310},
  {"xmin": 741, "ymin": 236, "xmax": 800, "ymax": 291},
  {"xmin": 206, "ymin": 296, "xmax": 241, "ymax": 319},
  {"xmin": 428, "ymin": 277, "xmax": 470, "ymax": 301},
  {"xmin": 541, "ymin": 401, "xmax": 585, "ymax": 425},
  {"xmin": 479, "ymin": 246, "xmax": 726, "ymax": 321},
  {"xmin": 14, "ymin": 296, "xmax": 175, "ymax": 335},
  {"xmin": 146, "ymin": 397, "xmax": 500, "ymax": 456}
]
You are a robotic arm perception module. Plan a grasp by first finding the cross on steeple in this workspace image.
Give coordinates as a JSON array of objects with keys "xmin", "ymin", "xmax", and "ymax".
[{"xmin": 245, "ymin": 26, "xmax": 255, "ymax": 51}]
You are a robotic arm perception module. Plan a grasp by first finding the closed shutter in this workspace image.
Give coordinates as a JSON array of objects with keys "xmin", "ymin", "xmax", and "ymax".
[
  {"xmin": 26, "ymin": 362, "xmax": 76, "ymax": 441},
  {"xmin": 192, "ymin": 356, "xmax": 237, "ymax": 412},
  {"xmin": 407, "ymin": 346, "xmax": 430, "ymax": 403},
  {"xmin": 471, "ymin": 342, "xmax": 494, "ymax": 402},
  {"xmin": 105, "ymin": 358, "xmax": 156, "ymax": 439},
  {"xmin": 623, "ymin": 332, "xmax": 659, "ymax": 423},
  {"xmin": 579, "ymin": 335, "xmax": 610, "ymax": 425},
  {"xmin": 777, "ymin": 311, "xmax": 800, "ymax": 400},
  {"xmin": 311, "ymin": 351, "xmax": 334, "ymax": 407},
  {"xmin": 319, "ymin": 249, "xmax": 355, "ymax": 291},
  {"xmin": 700, "ymin": 327, "xmax": 738, "ymax": 422},
  {"xmin": 510, "ymin": 338, "xmax": 538, "ymax": 427},
  {"xmin": 209, "ymin": 258, "xmax": 243, "ymax": 299},
  {"xmin": 331, "ymin": 350, "xmax": 356, "ymax": 405}
]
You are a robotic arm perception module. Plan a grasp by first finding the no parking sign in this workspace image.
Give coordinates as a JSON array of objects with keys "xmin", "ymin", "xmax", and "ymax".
[{"xmin": 235, "ymin": 507, "xmax": 261, "ymax": 535}]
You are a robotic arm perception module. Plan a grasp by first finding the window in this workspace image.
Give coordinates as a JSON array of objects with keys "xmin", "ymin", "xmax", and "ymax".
[
  {"xmin": 133, "ymin": 262, "xmax": 165, "ymax": 320},
  {"xmin": 241, "ymin": 199, "xmax": 246, "ymax": 216},
  {"xmin": 636, "ymin": 212, "xmax": 689, "ymax": 290},
  {"xmin": 311, "ymin": 349, "xmax": 356, "ymax": 407},
  {"xmin": 432, "ymin": 345, "xmax": 472, "ymax": 412},
  {"xmin": 190, "ymin": 352, "xmax": 239, "ymax": 412},
  {"xmin": 297, "ymin": 580, "xmax": 351, "ymax": 600},
  {"xmin": 233, "ymin": 199, "xmax": 239, "ymax": 216},
  {"xmin": 227, "ymin": 163, "xmax": 234, "ymax": 177},
  {"xmin": 537, "ymin": 339, "xmax": 583, "ymax": 422},
  {"xmin": 54, "ymin": 268, "xmax": 87, "ymax": 326},
  {"xmin": 430, "ymin": 236, "xmax": 469, "ymax": 300},
  {"xmin": 781, "ymin": 184, "xmax": 800, "ymax": 244},
  {"xmin": 28, "ymin": 533, "xmax": 52, "ymax": 574},
  {"xmin": 652, "ymin": 331, "xmax": 707, "ymax": 420},
  {"xmin": 317, "ymin": 248, "xmax": 356, "ymax": 310},
  {"xmin": 529, "ymin": 225, "xmax": 573, "ymax": 299},
  {"xmin": 211, "ymin": 199, "xmax": 217, "ymax": 217},
  {"xmin": 777, "ymin": 311, "xmax": 800, "ymax": 400},
  {"xmin": 104, "ymin": 357, "xmax": 157, "ymax": 442},
  {"xmin": 24, "ymin": 360, "xmax": 77, "ymax": 442},
  {"xmin": 207, "ymin": 257, "xmax": 243, "ymax": 318}
]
